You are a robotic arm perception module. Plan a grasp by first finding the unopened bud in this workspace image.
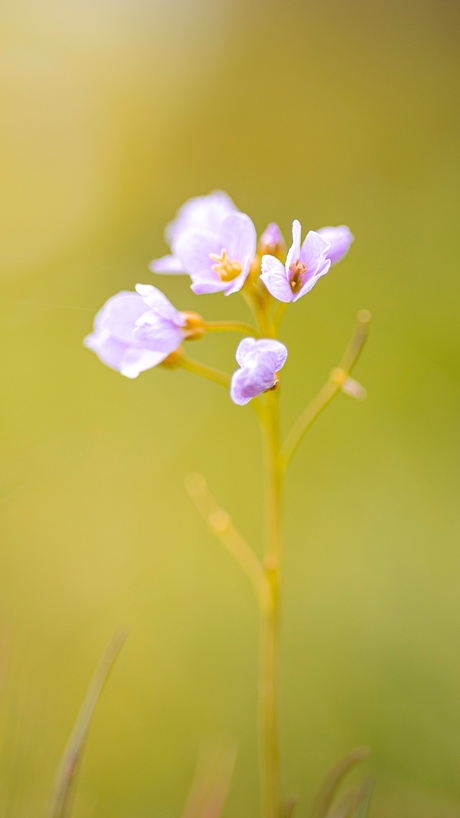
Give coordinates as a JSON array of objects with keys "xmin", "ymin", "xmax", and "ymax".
[
  {"xmin": 258, "ymin": 223, "xmax": 286, "ymax": 261},
  {"xmin": 341, "ymin": 376, "xmax": 367, "ymax": 401},
  {"xmin": 160, "ymin": 347, "xmax": 184, "ymax": 367},
  {"xmin": 330, "ymin": 368, "xmax": 366, "ymax": 400},
  {"xmin": 180, "ymin": 311, "xmax": 205, "ymax": 341}
]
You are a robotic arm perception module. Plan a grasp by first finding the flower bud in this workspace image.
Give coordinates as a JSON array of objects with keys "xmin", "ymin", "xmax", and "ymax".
[
  {"xmin": 258, "ymin": 223, "xmax": 286, "ymax": 261},
  {"xmin": 160, "ymin": 347, "xmax": 184, "ymax": 367},
  {"xmin": 316, "ymin": 226, "xmax": 354, "ymax": 265},
  {"xmin": 180, "ymin": 311, "xmax": 205, "ymax": 341}
]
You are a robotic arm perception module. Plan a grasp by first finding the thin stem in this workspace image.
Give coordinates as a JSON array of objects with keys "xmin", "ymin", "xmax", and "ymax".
[
  {"xmin": 203, "ymin": 320, "xmax": 259, "ymax": 337},
  {"xmin": 179, "ymin": 356, "xmax": 231, "ymax": 388},
  {"xmin": 280, "ymin": 310, "xmax": 371, "ymax": 469},
  {"xmin": 185, "ymin": 473, "xmax": 266, "ymax": 602},
  {"xmin": 259, "ymin": 389, "xmax": 283, "ymax": 818},
  {"xmin": 272, "ymin": 302, "xmax": 288, "ymax": 334}
]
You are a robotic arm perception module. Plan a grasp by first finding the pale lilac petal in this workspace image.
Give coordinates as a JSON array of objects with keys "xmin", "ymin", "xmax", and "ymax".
[
  {"xmin": 231, "ymin": 365, "xmax": 269, "ymax": 405},
  {"xmin": 175, "ymin": 228, "xmax": 222, "ymax": 279},
  {"xmin": 255, "ymin": 339, "xmax": 288, "ymax": 371},
  {"xmin": 236, "ymin": 338, "xmax": 288, "ymax": 369},
  {"xmin": 133, "ymin": 314, "xmax": 183, "ymax": 354},
  {"xmin": 235, "ymin": 337, "xmax": 257, "ymax": 367},
  {"xmin": 84, "ymin": 290, "xmax": 176, "ymax": 378},
  {"xmin": 294, "ymin": 260, "xmax": 331, "ymax": 301},
  {"xmin": 231, "ymin": 339, "xmax": 288, "ymax": 405},
  {"xmin": 219, "ymin": 213, "xmax": 257, "ymax": 270},
  {"xmin": 135, "ymin": 284, "xmax": 184, "ymax": 326},
  {"xmin": 285, "ymin": 220, "xmax": 302, "ymax": 271},
  {"xmin": 83, "ymin": 335, "xmax": 129, "ymax": 371},
  {"xmin": 149, "ymin": 254, "xmax": 185, "ymax": 274},
  {"xmin": 91, "ymin": 292, "xmax": 149, "ymax": 344},
  {"xmin": 120, "ymin": 348, "xmax": 168, "ymax": 379},
  {"xmin": 299, "ymin": 230, "xmax": 330, "ymax": 274},
  {"xmin": 166, "ymin": 190, "xmax": 237, "ymax": 252},
  {"xmin": 317, "ymin": 226, "xmax": 354, "ymax": 265},
  {"xmin": 190, "ymin": 278, "xmax": 227, "ymax": 295},
  {"xmin": 260, "ymin": 255, "xmax": 293, "ymax": 302}
]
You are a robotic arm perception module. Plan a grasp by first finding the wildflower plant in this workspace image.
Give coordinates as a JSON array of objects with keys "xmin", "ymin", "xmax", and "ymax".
[{"xmin": 84, "ymin": 191, "xmax": 370, "ymax": 818}]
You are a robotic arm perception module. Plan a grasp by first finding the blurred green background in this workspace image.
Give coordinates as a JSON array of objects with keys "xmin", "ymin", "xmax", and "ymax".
[{"xmin": 1, "ymin": 0, "xmax": 460, "ymax": 815}]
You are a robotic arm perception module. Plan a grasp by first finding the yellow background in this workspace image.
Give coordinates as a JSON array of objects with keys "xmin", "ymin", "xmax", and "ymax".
[{"xmin": 1, "ymin": 0, "xmax": 460, "ymax": 815}]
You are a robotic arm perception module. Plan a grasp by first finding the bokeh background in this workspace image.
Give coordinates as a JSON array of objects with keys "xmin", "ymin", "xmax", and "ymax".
[{"xmin": 1, "ymin": 0, "xmax": 460, "ymax": 815}]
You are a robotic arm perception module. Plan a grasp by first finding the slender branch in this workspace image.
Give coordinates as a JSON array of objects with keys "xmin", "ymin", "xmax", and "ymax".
[
  {"xmin": 203, "ymin": 320, "xmax": 260, "ymax": 337},
  {"xmin": 179, "ymin": 356, "xmax": 231, "ymax": 388},
  {"xmin": 272, "ymin": 302, "xmax": 288, "ymax": 333},
  {"xmin": 338, "ymin": 309, "xmax": 372, "ymax": 372},
  {"xmin": 280, "ymin": 310, "xmax": 371, "ymax": 469},
  {"xmin": 185, "ymin": 473, "xmax": 266, "ymax": 601}
]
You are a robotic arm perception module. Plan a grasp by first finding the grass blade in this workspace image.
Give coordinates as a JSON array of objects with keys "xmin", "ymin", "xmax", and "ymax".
[
  {"xmin": 180, "ymin": 741, "xmax": 237, "ymax": 818},
  {"xmin": 310, "ymin": 747, "xmax": 371, "ymax": 818},
  {"xmin": 350, "ymin": 780, "xmax": 374, "ymax": 818},
  {"xmin": 48, "ymin": 630, "xmax": 127, "ymax": 818},
  {"xmin": 284, "ymin": 794, "xmax": 298, "ymax": 817}
]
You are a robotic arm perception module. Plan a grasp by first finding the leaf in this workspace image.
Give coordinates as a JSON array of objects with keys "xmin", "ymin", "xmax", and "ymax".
[
  {"xmin": 180, "ymin": 741, "xmax": 237, "ymax": 818},
  {"xmin": 47, "ymin": 630, "xmax": 127, "ymax": 818},
  {"xmin": 310, "ymin": 747, "xmax": 371, "ymax": 818},
  {"xmin": 350, "ymin": 780, "xmax": 374, "ymax": 818},
  {"xmin": 326, "ymin": 779, "xmax": 374, "ymax": 818},
  {"xmin": 284, "ymin": 794, "xmax": 299, "ymax": 818}
]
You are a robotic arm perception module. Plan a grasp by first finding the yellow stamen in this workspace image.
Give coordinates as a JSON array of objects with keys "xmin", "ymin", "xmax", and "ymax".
[
  {"xmin": 210, "ymin": 249, "xmax": 243, "ymax": 282},
  {"xmin": 289, "ymin": 261, "xmax": 307, "ymax": 294}
]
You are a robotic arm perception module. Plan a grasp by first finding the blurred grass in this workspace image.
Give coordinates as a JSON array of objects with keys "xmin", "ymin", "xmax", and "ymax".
[{"xmin": 0, "ymin": 0, "xmax": 460, "ymax": 815}]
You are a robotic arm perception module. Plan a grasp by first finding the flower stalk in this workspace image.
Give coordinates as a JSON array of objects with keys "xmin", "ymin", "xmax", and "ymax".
[
  {"xmin": 259, "ymin": 389, "xmax": 283, "ymax": 818},
  {"xmin": 84, "ymin": 190, "xmax": 369, "ymax": 818}
]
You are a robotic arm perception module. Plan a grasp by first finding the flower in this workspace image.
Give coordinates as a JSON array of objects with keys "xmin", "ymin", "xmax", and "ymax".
[
  {"xmin": 257, "ymin": 223, "xmax": 286, "ymax": 260},
  {"xmin": 150, "ymin": 191, "xmax": 237, "ymax": 274},
  {"xmin": 230, "ymin": 338, "xmax": 288, "ymax": 405},
  {"xmin": 84, "ymin": 285, "xmax": 203, "ymax": 378},
  {"xmin": 260, "ymin": 220, "xmax": 332, "ymax": 303},
  {"xmin": 316, "ymin": 225, "xmax": 354, "ymax": 265},
  {"xmin": 175, "ymin": 211, "xmax": 257, "ymax": 295}
]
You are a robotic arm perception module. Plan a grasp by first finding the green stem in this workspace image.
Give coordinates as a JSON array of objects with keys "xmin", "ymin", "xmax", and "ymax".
[
  {"xmin": 272, "ymin": 302, "xmax": 288, "ymax": 333},
  {"xmin": 280, "ymin": 310, "xmax": 371, "ymax": 469},
  {"xmin": 178, "ymin": 356, "xmax": 231, "ymax": 388},
  {"xmin": 259, "ymin": 389, "xmax": 283, "ymax": 818},
  {"xmin": 203, "ymin": 320, "xmax": 259, "ymax": 337}
]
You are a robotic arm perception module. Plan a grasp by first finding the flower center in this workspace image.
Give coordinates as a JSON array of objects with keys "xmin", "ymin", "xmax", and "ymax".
[
  {"xmin": 210, "ymin": 249, "xmax": 242, "ymax": 282},
  {"xmin": 288, "ymin": 260, "xmax": 307, "ymax": 294}
]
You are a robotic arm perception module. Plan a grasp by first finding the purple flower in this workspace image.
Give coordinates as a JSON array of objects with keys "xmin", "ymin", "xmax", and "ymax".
[
  {"xmin": 258, "ymin": 223, "xmax": 286, "ymax": 260},
  {"xmin": 84, "ymin": 285, "xmax": 193, "ymax": 378},
  {"xmin": 175, "ymin": 212, "xmax": 257, "ymax": 295},
  {"xmin": 316, "ymin": 225, "xmax": 354, "ymax": 265},
  {"xmin": 150, "ymin": 191, "xmax": 237, "ymax": 274},
  {"xmin": 260, "ymin": 220, "xmax": 331, "ymax": 303},
  {"xmin": 230, "ymin": 338, "xmax": 288, "ymax": 405}
]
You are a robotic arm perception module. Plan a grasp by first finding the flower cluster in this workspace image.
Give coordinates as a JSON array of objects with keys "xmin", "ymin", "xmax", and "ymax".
[{"xmin": 85, "ymin": 191, "xmax": 354, "ymax": 403}]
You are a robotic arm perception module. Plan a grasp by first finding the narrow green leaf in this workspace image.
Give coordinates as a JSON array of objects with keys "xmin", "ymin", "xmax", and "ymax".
[
  {"xmin": 47, "ymin": 630, "xmax": 127, "ymax": 818},
  {"xmin": 180, "ymin": 741, "xmax": 237, "ymax": 818},
  {"xmin": 350, "ymin": 780, "xmax": 374, "ymax": 818},
  {"xmin": 310, "ymin": 747, "xmax": 371, "ymax": 818},
  {"xmin": 284, "ymin": 794, "xmax": 298, "ymax": 818},
  {"xmin": 326, "ymin": 779, "xmax": 374, "ymax": 818}
]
